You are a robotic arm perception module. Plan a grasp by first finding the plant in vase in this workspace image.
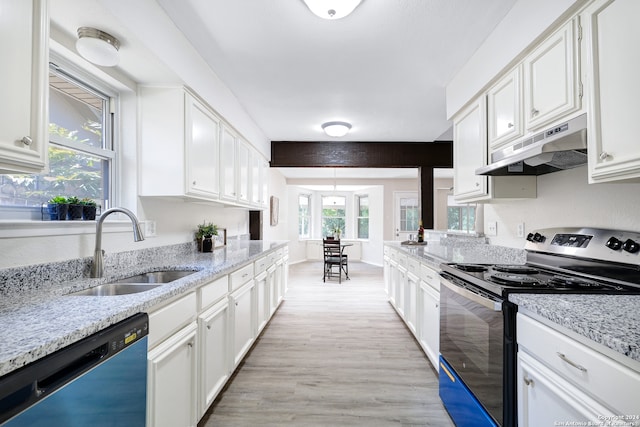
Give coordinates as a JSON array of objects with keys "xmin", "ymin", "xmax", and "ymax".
[
  {"xmin": 47, "ymin": 196, "xmax": 68, "ymax": 221},
  {"xmin": 66, "ymin": 196, "xmax": 83, "ymax": 220},
  {"xmin": 196, "ymin": 222, "xmax": 218, "ymax": 252},
  {"xmin": 333, "ymin": 227, "xmax": 342, "ymax": 240},
  {"xmin": 80, "ymin": 198, "xmax": 98, "ymax": 220}
]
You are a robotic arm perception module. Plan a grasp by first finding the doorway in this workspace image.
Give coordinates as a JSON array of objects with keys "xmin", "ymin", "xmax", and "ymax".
[{"xmin": 393, "ymin": 191, "xmax": 419, "ymax": 241}]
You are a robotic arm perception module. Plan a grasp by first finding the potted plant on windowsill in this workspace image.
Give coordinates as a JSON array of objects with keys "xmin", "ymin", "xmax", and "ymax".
[
  {"xmin": 196, "ymin": 222, "xmax": 218, "ymax": 252},
  {"xmin": 66, "ymin": 196, "xmax": 83, "ymax": 220},
  {"xmin": 47, "ymin": 196, "xmax": 68, "ymax": 221},
  {"xmin": 80, "ymin": 198, "xmax": 97, "ymax": 220}
]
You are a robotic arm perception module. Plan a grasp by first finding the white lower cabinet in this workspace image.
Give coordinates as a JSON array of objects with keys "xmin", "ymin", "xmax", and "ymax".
[
  {"xmin": 384, "ymin": 246, "xmax": 441, "ymax": 371},
  {"xmin": 147, "ymin": 322, "xmax": 198, "ymax": 427},
  {"xmin": 255, "ymin": 270, "xmax": 269, "ymax": 333},
  {"xmin": 230, "ymin": 280, "xmax": 256, "ymax": 368},
  {"xmin": 405, "ymin": 271, "xmax": 419, "ymax": 334},
  {"xmin": 145, "ymin": 247, "xmax": 287, "ymax": 425},
  {"xmin": 517, "ymin": 313, "xmax": 640, "ymax": 426},
  {"xmin": 418, "ymin": 281, "xmax": 440, "ymax": 369},
  {"xmin": 198, "ymin": 299, "xmax": 230, "ymax": 418}
]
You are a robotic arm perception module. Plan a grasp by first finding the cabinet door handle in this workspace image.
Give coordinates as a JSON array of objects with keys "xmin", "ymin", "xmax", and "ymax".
[
  {"xmin": 21, "ymin": 136, "xmax": 32, "ymax": 146},
  {"xmin": 599, "ymin": 152, "xmax": 611, "ymax": 161},
  {"xmin": 475, "ymin": 182, "xmax": 480, "ymax": 187},
  {"xmin": 523, "ymin": 376, "xmax": 534, "ymax": 386},
  {"xmin": 207, "ymin": 324, "xmax": 211, "ymax": 330},
  {"xmin": 556, "ymin": 352, "xmax": 587, "ymax": 372},
  {"xmin": 531, "ymin": 108, "xmax": 539, "ymax": 116},
  {"xmin": 507, "ymin": 122, "xmax": 514, "ymax": 128}
]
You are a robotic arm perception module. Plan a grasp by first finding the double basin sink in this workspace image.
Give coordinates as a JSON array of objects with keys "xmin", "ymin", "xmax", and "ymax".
[{"xmin": 69, "ymin": 270, "xmax": 198, "ymax": 296}]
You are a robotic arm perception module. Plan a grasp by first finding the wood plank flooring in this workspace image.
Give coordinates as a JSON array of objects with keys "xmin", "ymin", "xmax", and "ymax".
[{"xmin": 199, "ymin": 261, "xmax": 454, "ymax": 426}]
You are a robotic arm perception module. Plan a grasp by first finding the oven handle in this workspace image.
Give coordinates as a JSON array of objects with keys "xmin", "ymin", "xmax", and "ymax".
[{"xmin": 441, "ymin": 276, "xmax": 502, "ymax": 312}]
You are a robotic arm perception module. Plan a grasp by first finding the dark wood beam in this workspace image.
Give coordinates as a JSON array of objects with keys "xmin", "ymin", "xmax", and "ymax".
[
  {"xmin": 270, "ymin": 140, "xmax": 453, "ymax": 229},
  {"xmin": 420, "ymin": 166, "xmax": 434, "ymax": 229},
  {"xmin": 270, "ymin": 141, "xmax": 452, "ymax": 168}
]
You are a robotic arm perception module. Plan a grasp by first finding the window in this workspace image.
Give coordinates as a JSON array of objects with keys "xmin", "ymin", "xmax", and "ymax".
[
  {"xmin": 321, "ymin": 195, "xmax": 345, "ymax": 238},
  {"xmin": 356, "ymin": 195, "xmax": 369, "ymax": 239},
  {"xmin": 399, "ymin": 196, "xmax": 419, "ymax": 233},
  {"xmin": 447, "ymin": 196, "xmax": 476, "ymax": 233},
  {"xmin": 0, "ymin": 63, "xmax": 115, "ymax": 213},
  {"xmin": 298, "ymin": 194, "xmax": 311, "ymax": 238}
]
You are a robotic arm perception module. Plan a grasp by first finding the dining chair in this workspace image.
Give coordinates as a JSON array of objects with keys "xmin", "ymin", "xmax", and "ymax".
[{"xmin": 323, "ymin": 239, "xmax": 348, "ymax": 283}]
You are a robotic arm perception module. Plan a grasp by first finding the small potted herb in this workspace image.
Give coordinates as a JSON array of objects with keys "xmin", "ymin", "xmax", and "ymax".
[
  {"xmin": 66, "ymin": 196, "xmax": 83, "ymax": 220},
  {"xmin": 47, "ymin": 196, "xmax": 68, "ymax": 221},
  {"xmin": 80, "ymin": 198, "xmax": 98, "ymax": 220},
  {"xmin": 196, "ymin": 222, "xmax": 218, "ymax": 252}
]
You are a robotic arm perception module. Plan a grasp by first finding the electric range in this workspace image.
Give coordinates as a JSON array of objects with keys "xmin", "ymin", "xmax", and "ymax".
[{"xmin": 438, "ymin": 227, "xmax": 640, "ymax": 427}]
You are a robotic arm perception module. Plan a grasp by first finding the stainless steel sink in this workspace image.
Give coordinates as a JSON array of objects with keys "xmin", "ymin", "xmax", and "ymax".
[
  {"xmin": 70, "ymin": 283, "xmax": 163, "ymax": 296},
  {"xmin": 69, "ymin": 270, "xmax": 197, "ymax": 296},
  {"xmin": 112, "ymin": 270, "xmax": 197, "ymax": 284}
]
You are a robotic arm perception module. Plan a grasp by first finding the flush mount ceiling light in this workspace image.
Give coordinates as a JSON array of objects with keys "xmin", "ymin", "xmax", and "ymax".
[
  {"xmin": 76, "ymin": 27, "xmax": 121, "ymax": 67},
  {"xmin": 322, "ymin": 121, "xmax": 352, "ymax": 137},
  {"xmin": 302, "ymin": 0, "xmax": 363, "ymax": 20}
]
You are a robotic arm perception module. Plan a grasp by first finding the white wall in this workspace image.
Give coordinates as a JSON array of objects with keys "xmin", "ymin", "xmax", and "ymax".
[
  {"xmin": 262, "ymin": 169, "xmax": 289, "ymax": 242},
  {"xmin": 484, "ymin": 166, "xmax": 640, "ymax": 248}
]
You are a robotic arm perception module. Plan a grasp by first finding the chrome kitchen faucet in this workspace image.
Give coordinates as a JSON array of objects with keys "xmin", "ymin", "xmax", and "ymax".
[{"xmin": 91, "ymin": 207, "xmax": 145, "ymax": 278}]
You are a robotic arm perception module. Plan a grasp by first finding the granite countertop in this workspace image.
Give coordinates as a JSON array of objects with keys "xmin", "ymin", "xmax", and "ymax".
[
  {"xmin": 385, "ymin": 238, "xmax": 526, "ymax": 268},
  {"xmin": 509, "ymin": 293, "xmax": 640, "ymax": 366},
  {"xmin": 0, "ymin": 240, "xmax": 287, "ymax": 378}
]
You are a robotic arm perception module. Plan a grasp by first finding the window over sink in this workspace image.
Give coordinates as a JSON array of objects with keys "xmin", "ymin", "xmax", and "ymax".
[{"xmin": 0, "ymin": 57, "xmax": 116, "ymax": 219}]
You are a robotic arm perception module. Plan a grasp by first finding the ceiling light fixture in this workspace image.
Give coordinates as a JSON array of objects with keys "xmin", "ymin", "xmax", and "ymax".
[
  {"xmin": 76, "ymin": 27, "xmax": 121, "ymax": 67},
  {"xmin": 322, "ymin": 121, "xmax": 352, "ymax": 137},
  {"xmin": 302, "ymin": 0, "xmax": 363, "ymax": 20}
]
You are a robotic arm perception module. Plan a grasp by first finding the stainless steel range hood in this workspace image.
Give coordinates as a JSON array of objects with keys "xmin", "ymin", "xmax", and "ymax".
[{"xmin": 476, "ymin": 114, "xmax": 587, "ymax": 176}]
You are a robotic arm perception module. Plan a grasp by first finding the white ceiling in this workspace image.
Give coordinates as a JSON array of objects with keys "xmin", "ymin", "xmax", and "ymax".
[{"xmin": 50, "ymin": 0, "xmax": 518, "ymax": 181}]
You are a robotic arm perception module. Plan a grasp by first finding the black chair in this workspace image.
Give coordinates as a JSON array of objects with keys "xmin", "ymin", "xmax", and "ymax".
[{"xmin": 323, "ymin": 239, "xmax": 349, "ymax": 283}]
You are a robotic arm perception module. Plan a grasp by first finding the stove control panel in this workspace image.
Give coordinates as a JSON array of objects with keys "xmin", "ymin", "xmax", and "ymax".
[
  {"xmin": 525, "ymin": 227, "xmax": 640, "ymax": 264},
  {"xmin": 550, "ymin": 234, "xmax": 592, "ymax": 248}
]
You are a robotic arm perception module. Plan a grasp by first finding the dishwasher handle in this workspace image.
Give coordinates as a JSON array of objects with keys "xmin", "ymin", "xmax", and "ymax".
[{"xmin": 36, "ymin": 343, "xmax": 108, "ymax": 396}]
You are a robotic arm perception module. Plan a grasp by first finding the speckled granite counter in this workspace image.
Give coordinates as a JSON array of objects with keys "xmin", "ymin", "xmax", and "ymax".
[
  {"xmin": 0, "ymin": 240, "xmax": 287, "ymax": 377},
  {"xmin": 385, "ymin": 237, "xmax": 526, "ymax": 269},
  {"xmin": 509, "ymin": 293, "xmax": 640, "ymax": 366}
]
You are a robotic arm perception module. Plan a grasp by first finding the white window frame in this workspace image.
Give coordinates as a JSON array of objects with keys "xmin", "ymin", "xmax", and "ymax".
[
  {"xmin": 298, "ymin": 193, "xmax": 311, "ymax": 239},
  {"xmin": 355, "ymin": 194, "xmax": 369, "ymax": 240}
]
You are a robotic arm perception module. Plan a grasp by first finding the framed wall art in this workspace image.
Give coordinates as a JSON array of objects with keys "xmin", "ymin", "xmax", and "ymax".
[{"xmin": 270, "ymin": 196, "xmax": 279, "ymax": 226}]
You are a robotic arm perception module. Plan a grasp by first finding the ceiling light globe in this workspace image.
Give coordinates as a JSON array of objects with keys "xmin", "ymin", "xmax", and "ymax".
[
  {"xmin": 302, "ymin": 0, "xmax": 363, "ymax": 20},
  {"xmin": 322, "ymin": 121, "xmax": 352, "ymax": 137},
  {"xmin": 76, "ymin": 27, "xmax": 120, "ymax": 67}
]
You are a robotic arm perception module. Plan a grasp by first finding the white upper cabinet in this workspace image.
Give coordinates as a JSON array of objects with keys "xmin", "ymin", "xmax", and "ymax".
[
  {"xmin": 523, "ymin": 19, "xmax": 582, "ymax": 131},
  {"xmin": 0, "ymin": 0, "xmax": 48, "ymax": 174},
  {"xmin": 453, "ymin": 97, "xmax": 488, "ymax": 202},
  {"xmin": 584, "ymin": 0, "xmax": 640, "ymax": 183},
  {"xmin": 139, "ymin": 87, "xmax": 220, "ymax": 201},
  {"xmin": 487, "ymin": 66, "xmax": 523, "ymax": 150},
  {"xmin": 237, "ymin": 139, "xmax": 250, "ymax": 204},
  {"xmin": 220, "ymin": 124, "xmax": 237, "ymax": 202},
  {"xmin": 185, "ymin": 94, "xmax": 220, "ymax": 198}
]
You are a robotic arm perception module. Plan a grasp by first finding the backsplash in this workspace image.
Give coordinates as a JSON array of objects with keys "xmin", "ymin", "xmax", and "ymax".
[{"xmin": 0, "ymin": 242, "xmax": 196, "ymax": 297}]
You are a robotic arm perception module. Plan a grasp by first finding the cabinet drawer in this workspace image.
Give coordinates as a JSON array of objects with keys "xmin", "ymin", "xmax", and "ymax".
[
  {"xmin": 254, "ymin": 256, "xmax": 268, "ymax": 275},
  {"xmin": 199, "ymin": 275, "xmax": 229, "ymax": 310},
  {"xmin": 517, "ymin": 313, "xmax": 640, "ymax": 414},
  {"xmin": 230, "ymin": 263, "xmax": 254, "ymax": 291},
  {"xmin": 396, "ymin": 253, "xmax": 408, "ymax": 269},
  {"xmin": 420, "ymin": 264, "xmax": 440, "ymax": 291},
  {"xmin": 407, "ymin": 258, "xmax": 420, "ymax": 276},
  {"xmin": 148, "ymin": 292, "xmax": 197, "ymax": 349}
]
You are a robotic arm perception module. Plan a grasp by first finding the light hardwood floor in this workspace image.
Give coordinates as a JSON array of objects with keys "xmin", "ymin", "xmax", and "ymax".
[{"xmin": 199, "ymin": 261, "xmax": 454, "ymax": 426}]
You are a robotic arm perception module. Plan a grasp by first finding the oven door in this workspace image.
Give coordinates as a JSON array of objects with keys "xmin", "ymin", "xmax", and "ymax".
[{"xmin": 439, "ymin": 273, "xmax": 504, "ymax": 426}]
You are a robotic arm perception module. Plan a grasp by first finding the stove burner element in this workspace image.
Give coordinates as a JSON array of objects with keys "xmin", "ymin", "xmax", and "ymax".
[
  {"xmin": 454, "ymin": 264, "xmax": 488, "ymax": 273},
  {"xmin": 493, "ymin": 265, "xmax": 540, "ymax": 274},
  {"xmin": 490, "ymin": 273, "xmax": 543, "ymax": 286},
  {"xmin": 548, "ymin": 275, "xmax": 607, "ymax": 289}
]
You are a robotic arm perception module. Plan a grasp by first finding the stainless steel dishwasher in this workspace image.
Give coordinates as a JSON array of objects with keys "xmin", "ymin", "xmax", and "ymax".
[{"xmin": 0, "ymin": 313, "xmax": 149, "ymax": 427}]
